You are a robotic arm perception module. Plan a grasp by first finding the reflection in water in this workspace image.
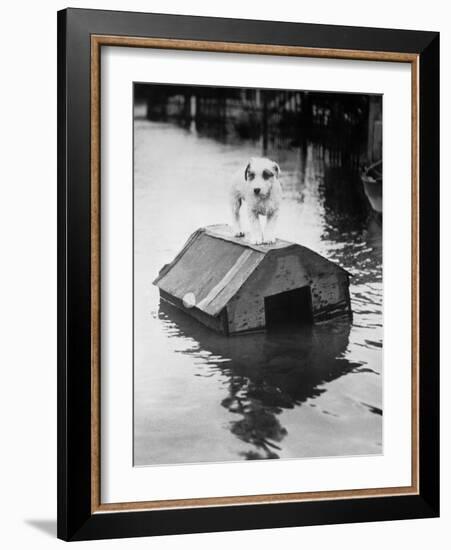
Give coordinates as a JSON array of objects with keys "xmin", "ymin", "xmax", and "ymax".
[
  {"xmin": 133, "ymin": 118, "xmax": 383, "ymax": 466},
  {"xmin": 159, "ymin": 301, "xmax": 356, "ymax": 460}
]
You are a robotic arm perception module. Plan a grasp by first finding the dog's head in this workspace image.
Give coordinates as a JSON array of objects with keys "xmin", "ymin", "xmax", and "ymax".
[{"xmin": 244, "ymin": 157, "xmax": 280, "ymax": 198}]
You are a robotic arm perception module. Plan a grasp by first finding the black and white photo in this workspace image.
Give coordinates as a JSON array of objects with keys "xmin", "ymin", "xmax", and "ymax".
[{"xmin": 133, "ymin": 83, "xmax": 383, "ymax": 466}]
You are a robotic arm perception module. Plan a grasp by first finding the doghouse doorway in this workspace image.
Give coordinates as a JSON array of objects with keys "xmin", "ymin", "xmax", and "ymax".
[{"xmin": 264, "ymin": 286, "xmax": 313, "ymax": 330}]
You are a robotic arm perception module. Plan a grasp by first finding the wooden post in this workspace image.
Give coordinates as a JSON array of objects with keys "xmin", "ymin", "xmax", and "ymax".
[
  {"xmin": 367, "ymin": 96, "xmax": 382, "ymax": 163},
  {"xmin": 262, "ymin": 90, "xmax": 268, "ymax": 156}
]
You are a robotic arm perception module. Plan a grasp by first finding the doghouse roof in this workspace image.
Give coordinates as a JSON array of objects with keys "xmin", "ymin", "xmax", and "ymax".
[{"xmin": 153, "ymin": 225, "xmax": 349, "ymax": 317}]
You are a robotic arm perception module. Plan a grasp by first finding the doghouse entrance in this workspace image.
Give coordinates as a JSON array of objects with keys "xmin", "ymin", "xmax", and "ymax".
[{"xmin": 264, "ymin": 287, "xmax": 313, "ymax": 329}]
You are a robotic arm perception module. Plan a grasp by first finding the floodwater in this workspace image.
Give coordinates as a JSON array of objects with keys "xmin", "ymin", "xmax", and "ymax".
[{"xmin": 133, "ymin": 117, "xmax": 382, "ymax": 466}]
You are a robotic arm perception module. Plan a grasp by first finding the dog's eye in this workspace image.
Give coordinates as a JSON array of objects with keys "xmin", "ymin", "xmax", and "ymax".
[
  {"xmin": 247, "ymin": 172, "xmax": 255, "ymax": 181},
  {"xmin": 262, "ymin": 169, "xmax": 273, "ymax": 180}
]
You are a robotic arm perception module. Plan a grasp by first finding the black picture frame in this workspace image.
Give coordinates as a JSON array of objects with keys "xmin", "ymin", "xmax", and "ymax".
[{"xmin": 57, "ymin": 7, "xmax": 439, "ymax": 541}]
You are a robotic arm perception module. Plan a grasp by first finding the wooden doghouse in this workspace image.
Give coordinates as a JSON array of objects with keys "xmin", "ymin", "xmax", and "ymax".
[{"xmin": 153, "ymin": 225, "xmax": 351, "ymax": 335}]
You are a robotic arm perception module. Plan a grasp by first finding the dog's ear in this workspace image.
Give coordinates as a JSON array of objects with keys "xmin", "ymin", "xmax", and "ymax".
[
  {"xmin": 244, "ymin": 163, "xmax": 251, "ymax": 181},
  {"xmin": 273, "ymin": 163, "xmax": 281, "ymax": 178}
]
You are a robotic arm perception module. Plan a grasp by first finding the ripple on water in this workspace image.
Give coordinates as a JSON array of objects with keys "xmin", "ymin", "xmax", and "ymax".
[{"xmin": 133, "ymin": 121, "xmax": 383, "ymax": 465}]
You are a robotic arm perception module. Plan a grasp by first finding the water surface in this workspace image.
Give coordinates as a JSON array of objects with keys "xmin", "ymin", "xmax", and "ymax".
[{"xmin": 133, "ymin": 119, "xmax": 382, "ymax": 465}]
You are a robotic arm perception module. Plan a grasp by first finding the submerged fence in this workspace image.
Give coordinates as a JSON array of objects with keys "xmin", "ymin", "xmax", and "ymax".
[{"xmin": 135, "ymin": 84, "xmax": 382, "ymax": 167}]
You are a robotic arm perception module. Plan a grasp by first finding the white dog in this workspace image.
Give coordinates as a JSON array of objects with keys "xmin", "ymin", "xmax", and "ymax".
[{"xmin": 230, "ymin": 157, "xmax": 282, "ymax": 245}]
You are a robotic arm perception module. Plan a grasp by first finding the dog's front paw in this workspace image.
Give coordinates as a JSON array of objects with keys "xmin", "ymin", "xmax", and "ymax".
[
  {"xmin": 263, "ymin": 237, "xmax": 276, "ymax": 245},
  {"xmin": 234, "ymin": 231, "xmax": 245, "ymax": 238}
]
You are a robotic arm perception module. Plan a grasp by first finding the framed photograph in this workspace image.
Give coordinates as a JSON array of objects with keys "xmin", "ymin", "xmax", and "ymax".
[{"xmin": 57, "ymin": 8, "xmax": 439, "ymax": 541}]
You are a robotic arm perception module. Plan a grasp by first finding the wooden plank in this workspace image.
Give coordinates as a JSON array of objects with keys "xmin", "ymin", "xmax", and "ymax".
[
  {"xmin": 205, "ymin": 224, "xmax": 293, "ymax": 252},
  {"xmin": 153, "ymin": 228, "xmax": 204, "ymax": 284},
  {"xmin": 196, "ymin": 249, "xmax": 254, "ymax": 311},
  {"xmin": 155, "ymin": 232, "xmax": 250, "ymax": 310},
  {"xmin": 159, "ymin": 290, "xmax": 227, "ymax": 334},
  {"xmin": 198, "ymin": 250, "xmax": 265, "ymax": 316}
]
